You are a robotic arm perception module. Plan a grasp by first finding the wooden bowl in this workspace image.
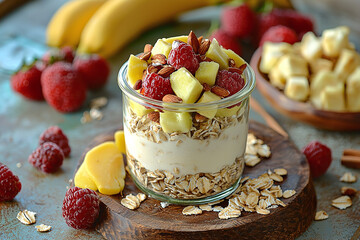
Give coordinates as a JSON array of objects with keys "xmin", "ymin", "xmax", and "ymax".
[{"xmin": 250, "ymin": 48, "xmax": 360, "ymax": 131}]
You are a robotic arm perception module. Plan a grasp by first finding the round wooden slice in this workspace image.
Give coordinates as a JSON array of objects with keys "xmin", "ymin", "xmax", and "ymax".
[{"xmin": 75, "ymin": 121, "xmax": 316, "ymax": 240}]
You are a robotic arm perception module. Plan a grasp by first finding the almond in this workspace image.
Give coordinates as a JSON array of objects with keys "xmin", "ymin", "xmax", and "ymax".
[
  {"xmin": 229, "ymin": 58, "xmax": 236, "ymax": 68},
  {"xmin": 162, "ymin": 94, "xmax": 183, "ymax": 103},
  {"xmin": 188, "ymin": 31, "xmax": 200, "ymax": 54},
  {"xmin": 194, "ymin": 113, "xmax": 207, "ymax": 123},
  {"xmin": 157, "ymin": 65, "xmax": 176, "ymax": 78},
  {"xmin": 133, "ymin": 79, "xmax": 142, "ymax": 90},
  {"xmin": 144, "ymin": 44, "xmax": 153, "ymax": 53},
  {"xmin": 202, "ymin": 83, "xmax": 211, "ymax": 92},
  {"xmin": 151, "ymin": 54, "xmax": 167, "ymax": 65},
  {"xmin": 147, "ymin": 65, "xmax": 160, "ymax": 74},
  {"xmin": 199, "ymin": 39, "xmax": 211, "ymax": 55},
  {"xmin": 198, "ymin": 36, "xmax": 203, "ymax": 44},
  {"xmin": 148, "ymin": 112, "xmax": 160, "ymax": 123},
  {"xmin": 200, "ymin": 55, "xmax": 212, "ymax": 62},
  {"xmin": 139, "ymin": 51, "xmax": 151, "ymax": 61},
  {"xmin": 211, "ymin": 86, "xmax": 230, "ymax": 98}
]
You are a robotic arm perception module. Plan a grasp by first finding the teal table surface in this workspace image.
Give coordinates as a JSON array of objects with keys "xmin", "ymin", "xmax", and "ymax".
[{"xmin": 0, "ymin": 1, "xmax": 359, "ymax": 239}]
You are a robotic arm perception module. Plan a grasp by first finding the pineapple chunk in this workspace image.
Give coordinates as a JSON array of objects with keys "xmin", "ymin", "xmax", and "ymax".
[
  {"xmin": 309, "ymin": 58, "xmax": 334, "ymax": 74},
  {"xmin": 310, "ymin": 70, "xmax": 338, "ymax": 108},
  {"xmin": 163, "ymin": 35, "xmax": 188, "ymax": 44},
  {"xmin": 334, "ymin": 49, "xmax": 360, "ymax": 82},
  {"xmin": 269, "ymin": 63, "xmax": 286, "ymax": 89},
  {"xmin": 170, "ymin": 67, "xmax": 203, "ymax": 103},
  {"xmin": 300, "ymin": 32, "xmax": 322, "ymax": 61},
  {"xmin": 160, "ymin": 111, "xmax": 192, "ymax": 133},
  {"xmin": 284, "ymin": 76, "xmax": 309, "ymax": 101},
  {"xmin": 277, "ymin": 54, "xmax": 308, "ymax": 79},
  {"xmin": 151, "ymin": 39, "xmax": 172, "ymax": 58},
  {"xmin": 205, "ymin": 39, "xmax": 229, "ymax": 69},
  {"xmin": 127, "ymin": 54, "xmax": 147, "ymax": 87},
  {"xmin": 129, "ymin": 100, "xmax": 153, "ymax": 117},
  {"xmin": 259, "ymin": 42, "xmax": 292, "ymax": 74},
  {"xmin": 346, "ymin": 67, "xmax": 360, "ymax": 112},
  {"xmin": 196, "ymin": 92, "xmax": 221, "ymax": 119},
  {"xmin": 216, "ymin": 105, "xmax": 241, "ymax": 117},
  {"xmin": 222, "ymin": 48, "xmax": 246, "ymax": 67},
  {"xmin": 195, "ymin": 62, "xmax": 219, "ymax": 86},
  {"xmin": 322, "ymin": 26, "xmax": 350, "ymax": 58},
  {"xmin": 320, "ymin": 83, "xmax": 346, "ymax": 111}
]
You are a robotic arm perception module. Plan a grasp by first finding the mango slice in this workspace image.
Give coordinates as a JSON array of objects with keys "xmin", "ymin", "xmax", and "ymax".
[
  {"xmin": 197, "ymin": 92, "xmax": 221, "ymax": 119},
  {"xmin": 163, "ymin": 35, "xmax": 188, "ymax": 44},
  {"xmin": 114, "ymin": 130, "xmax": 126, "ymax": 154},
  {"xmin": 222, "ymin": 48, "xmax": 246, "ymax": 68},
  {"xmin": 152, "ymin": 39, "xmax": 172, "ymax": 58},
  {"xmin": 85, "ymin": 141, "xmax": 126, "ymax": 195},
  {"xmin": 170, "ymin": 67, "xmax": 203, "ymax": 103},
  {"xmin": 74, "ymin": 161, "xmax": 98, "ymax": 191}
]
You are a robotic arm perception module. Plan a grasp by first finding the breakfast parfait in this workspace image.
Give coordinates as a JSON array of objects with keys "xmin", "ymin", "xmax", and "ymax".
[{"xmin": 118, "ymin": 31, "xmax": 255, "ymax": 203}]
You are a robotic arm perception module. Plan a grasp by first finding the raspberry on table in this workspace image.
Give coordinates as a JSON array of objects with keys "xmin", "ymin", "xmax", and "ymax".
[
  {"xmin": 0, "ymin": 163, "xmax": 22, "ymax": 201},
  {"xmin": 221, "ymin": 4, "xmax": 256, "ymax": 38},
  {"xmin": 39, "ymin": 126, "xmax": 71, "ymax": 157},
  {"xmin": 62, "ymin": 187, "xmax": 100, "ymax": 229},
  {"xmin": 167, "ymin": 41, "xmax": 199, "ymax": 75},
  {"xmin": 28, "ymin": 142, "xmax": 64, "ymax": 173},
  {"xmin": 302, "ymin": 141, "xmax": 332, "ymax": 178},
  {"xmin": 209, "ymin": 29, "xmax": 242, "ymax": 55},
  {"xmin": 215, "ymin": 70, "xmax": 245, "ymax": 96},
  {"xmin": 141, "ymin": 72, "xmax": 174, "ymax": 100},
  {"xmin": 260, "ymin": 25, "xmax": 298, "ymax": 46}
]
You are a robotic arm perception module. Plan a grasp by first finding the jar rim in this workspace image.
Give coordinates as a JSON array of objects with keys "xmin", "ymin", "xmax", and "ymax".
[{"xmin": 118, "ymin": 60, "xmax": 256, "ymax": 111}]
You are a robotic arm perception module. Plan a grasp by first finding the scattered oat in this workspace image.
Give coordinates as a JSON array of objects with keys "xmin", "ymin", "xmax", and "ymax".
[
  {"xmin": 218, "ymin": 207, "xmax": 241, "ymax": 219},
  {"xmin": 255, "ymin": 206, "xmax": 270, "ymax": 215},
  {"xmin": 315, "ymin": 211, "xmax": 328, "ymax": 220},
  {"xmin": 269, "ymin": 173, "xmax": 283, "ymax": 182},
  {"xmin": 160, "ymin": 202, "xmax": 170, "ymax": 208},
  {"xmin": 212, "ymin": 206, "xmax": 224, "ymax": 212},
  {"xmin": 90, "ymin": 97, "xmax": 108, "ymax": 109},
  {"xmin": 16, "ymin": 163, "xmax": 22, "ymax": 168},
  {"xmin": 245, "ymin": 155, "xmax": 261, "ymax": 167},
  {"xmin": 199, "ymin": 204, "xmax": 213, "ymax": 211},
  {"xmin": 81, "ymin": 111, "xmax": 92, "ymax": 124},
  {"xmin": 90, "ymin": 108, "xmax": 103, "ymax": 120},
  {"xmin": 275, "ymin": 199, "xmax": 286, "ymax": 207},
  {"xmin": 137, "ymin": 193, "xmax": 147, "ymax": 202},
  {"xmin": 182, "ymin": 206, "xmax": 202, "ymax": 215},
  {"xmin": 283, "ymin": 190, "xmax": 296, "ymax": 199},
  {"xmin": 274, "ymin": 168, "xmax": 287, "ymax": 176},
  {"xmin": 121, "ymin": 194, "xmax": 145, "ymax": 210},
  {"xmin": 35, "ymin": 224, "xmax": 52, "ymax": 232},
  {"xmin": 332, "ymin": 196, "xmax": 352, "ymax": 210},
  {"xmin": 17, "ymin": 210, "xmax": 36, "ymax": 225},
  {"xmin": 341, "ymin": 186, "xmax": 357, "ymax": 196},
  {"xmin": 340, "ymin": 172, "xmax": 357, "ymax": 183}
]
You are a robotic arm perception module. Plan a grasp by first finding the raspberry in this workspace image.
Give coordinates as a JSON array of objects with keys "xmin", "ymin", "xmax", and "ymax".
[
  {"xmin": 221, "ymin": 4, "xmax": 256, "ymax": 38},
  {"xmin": 141, "ymin": 72, "xmax": 174, "ymax": 100},
  {"xmin": 259, "ymin": 25, "xmax": 298, "ymax": 46},
  {"xmin": 11, "ymin": 61, "xmax": 44, "ymax": 101},
  {"xmin": 41, "ymin": 61, "xmax": 87, "ymax": 113},
  {"xmin": 39, "ymin": 126, "xmax": 71, "ymax": 157},
  {"xmin": 0, "ymin": 163, "xmax": 22, "ymax": 201},
  {"xmin": 62, "ymin": 187, "xmax": 100, "ymax": 229},
  {"xmin": 215, "ymin": 70, "xmax": 245, "ymax": 96},
  {"xmin": 209, "ymin": 29, "xmax": 242, "ymax": 55},
  {"xmin": 73, "ymin": 54, "xmax": 110, "ymax": 89},
  {"xmin": 28, "ymin": 142, "xmax": 64, "ymax": 173},
  {"xmin": 302, "ymin": 141, "xmax": 332, "ymax": 178},
  {"xmin": 167, "ymin": 41, "xmax": 199, "ymax": 74}
]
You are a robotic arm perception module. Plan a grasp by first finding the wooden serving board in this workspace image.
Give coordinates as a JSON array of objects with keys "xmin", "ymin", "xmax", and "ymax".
[{"xmin": 75, "ymin": 121, "xmax": 316, "ymax": 240}]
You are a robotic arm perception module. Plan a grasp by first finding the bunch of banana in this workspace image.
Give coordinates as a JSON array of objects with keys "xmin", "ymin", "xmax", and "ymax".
[{"xmin": 46, "ymin": 0, "xmax": 221, "ymax": 58}]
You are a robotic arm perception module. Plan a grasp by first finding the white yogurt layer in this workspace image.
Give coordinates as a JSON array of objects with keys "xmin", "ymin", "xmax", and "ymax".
[{"xmin": 124, "ymin": 119, "xmax": 248, "ymax": 176}]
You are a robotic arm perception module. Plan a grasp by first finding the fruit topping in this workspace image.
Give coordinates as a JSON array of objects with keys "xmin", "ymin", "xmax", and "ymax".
[
  {"xmin": 221, "ymin": 4, "xmax": 256, "ymax": 38},
  {"xmin": 209, "ymin": 29, "xmax": 242, "ymax": 55},
  {"xmin": 28, "ymin": 142, "xmax": 64, "ymax": 173},
  {"xmin": 215, "ymin": 70, "xmax": 245, "ymax": 96},
  {"xmin": 302, "ymin": 141, "xmax": 332, "ymax": 178},
  {"xmin": 0, "ymin": 163, "xmax": 22, "ymax": 201},
  {"xmin": 260, "ymin": 25, "xmax": 298, "ymax": 46},
  {"xmin": 141, "ymin": 72, "xmax": 174, "ymax": 100},
  {"xmin": 167, "ymin": 41, "xmax": 199, "ymax": 74},
  {"xmin": 205, "ymin": 39, "xmax": 229, "ymax": 70},
  {"xmin": 39, "ymin": 126, "xmax": 71, "ymax": 157}
]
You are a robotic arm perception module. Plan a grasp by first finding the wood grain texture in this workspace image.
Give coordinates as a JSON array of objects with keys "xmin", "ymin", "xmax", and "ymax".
[
  {"xmin": 75, "ymin": 121, "xmax": 316, "ymax": 240},
  {"xmin": 250, "ymin": 48, "xmax": 360, "ymax": 131}
]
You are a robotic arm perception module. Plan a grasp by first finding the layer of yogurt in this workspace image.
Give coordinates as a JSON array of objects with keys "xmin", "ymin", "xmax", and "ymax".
[{"xmin": 124, "ymin": 119, "xmax": 248, "ymax": 176}]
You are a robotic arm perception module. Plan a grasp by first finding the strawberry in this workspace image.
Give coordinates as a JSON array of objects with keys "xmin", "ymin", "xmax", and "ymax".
[
  {"xmin": 221, "ymin": 4, "xmax": 256, "ymax": 38},
  {"xmin": 255, "ymin": 12, "xmax": 285, "ymax": 45},
  {"xmin": 11, "ymin": 61, "xmax": 44, "ymax": 101},
  {"xmin": 259, "ymin": 25, "xmax": 298, "ymax": 46},
  {"xmin": 41, "ymin": 62, "xmax": 87, "ymax": 113},
  {"xmin": 209, "ymin": 29, "xmax": 242, "ymax": 55},
  {"xmin": 73, "ymin": 54, "xmax": 110, "ymax": 89},
  {"xmin": 302, "ymin": 141, "xmax": 332, "ymax": 178},
  {"xmin": 42, "ymin": 46, "xmax": 75, "ymax": 66}
]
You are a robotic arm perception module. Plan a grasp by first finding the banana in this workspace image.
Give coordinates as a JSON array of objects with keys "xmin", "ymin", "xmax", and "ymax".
[
  {"xmin": 77, "ymin": 0, "xmax": 216, "ymax": 57},
  {"xmin": 46, "ymin": 0, "xmax": 107, "ymax": 48}
]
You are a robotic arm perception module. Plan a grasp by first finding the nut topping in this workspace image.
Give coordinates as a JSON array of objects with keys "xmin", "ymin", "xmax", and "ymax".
[
  {"xmin": 133, "ymin": 79, "xmax": 142, "ymax": 90},
  {"xmin": 198, "ymin": 39, "xmax": 211, "ymax": 55},
  {"xmin": 151, "ymin": 54, "xmax": 167, "ymax": 65},
  {"xmin": 188, "ymin": 31, "xmax": 200, "ymax": 54},
  {"xmin": 139, "ymin": 51, "xmax": 151, "ymax": 61},
  {"xmin": 147, "ymin": 112, "xmax": 160, "ymax": 123},
  {"xmin": 211, "ymin": 86, "xmax": 230, "ymax": 98},
  {"xmin": 144, "ymin": 44, "xmax": 153, "ymax": 53},
  {"xmin": 162, "ymin": 94, "xmax": 183, "ymax": 103},
  {"xmin": 157, "ymin": 65, "xmax": 176, "ymax": 78}
]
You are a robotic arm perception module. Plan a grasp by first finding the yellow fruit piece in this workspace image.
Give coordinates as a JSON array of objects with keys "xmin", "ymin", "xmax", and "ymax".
[
  {"xmin": 85, "ymin": 142, "xmax": 126, "ymax": 195},
  {"xmin": 127, "ymin": 54, "xmax": 148, "ymax": 87},
  {"xmin": 74, "ymin": 161, "xmax": 98, "ymax": 191},
  {"xmin": 114, "ymin": 130, "xmax": 126, "ymax": 154},
  {"xmin": 320, "ymin": 83, "xmax": 346, "ymax": 112},
  {"xmin": 195, "ymin": 62, "xmax": 219, "ymax": 86},
  {"xmin": 347, "ymin": 67, "xmax": 360, "ymax": 112},
  {"xmin": 151, "ymin": 39, "xmax": 172, "ymax": 58},
  {"xmin": 170, "ymin": 67, "xmax": 203, "ymax": 103},
  {"xmin": 163, "ymin": 35, "xmax": 188, "ymax": 44},
  {"xmin": 222, "ymin": 48, "xmax": 246, "ymax": 68},
  {"xmin": 197, "ymin": 92, "xmax": 221, "ymax": 119},
  {"xmin": 160, "ymin": 111, "xmax": 192, "ymax": 133},
  {"xmin": 216, "ymin": 106, "xmax": 241, "ymax": 117},
  {"xmin": 205, "ymin": 39, "xmax": 229, "ymax": 69},
  {"xmin": 129, "ymin": 100, "xmax": 153, "ymax": 117}
]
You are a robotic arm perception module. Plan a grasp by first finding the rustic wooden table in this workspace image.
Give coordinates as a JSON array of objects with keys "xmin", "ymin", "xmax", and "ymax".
[{"xmin": 0, "ymin": 1, "xmax": 359, "ymax": 239}]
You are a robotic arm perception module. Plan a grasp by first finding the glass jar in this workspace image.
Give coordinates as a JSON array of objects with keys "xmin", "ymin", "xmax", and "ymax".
[{"xmin": 118, "ymin": 62, "xmax": 255, "ymax": 205}]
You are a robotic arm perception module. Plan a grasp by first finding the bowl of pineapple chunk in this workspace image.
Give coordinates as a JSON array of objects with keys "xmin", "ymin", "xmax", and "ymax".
[{"xmin": 250, "ymin": 26, "xmax": 360, "ymax": 131}]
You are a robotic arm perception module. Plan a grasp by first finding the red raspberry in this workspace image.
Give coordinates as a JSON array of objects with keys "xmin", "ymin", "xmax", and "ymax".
[
  {"xmin": 39, "ymin": 126, "xmax": 71, "ymax": 157},
  {"xmin": 11, "ymin": 61, "xmax": 44, "ymax": 101},
  {"xmin": 62, "ymin": 187, "xmax": 100, "ymax": 229},
  {"xmin": 302, "ymin": 141, "xmax": 332, "ymax": 178},
  {"xmin": 141, "ymin": 72, "xmax": 174, "ymax": 100},
  {"xmin": 215, "ymin": 70, "xmax": 245, "ymax": 96},
  {"xmin": 221, "ymin": 4, "xmax": 256, "ymax": 38},
  {"xmin": 73, "ymin": 54, "xmax": 110, "ymax": 89},
  {"xmin": 260, "ymin": 25, "xmax": 298, "ymax": 46},
  {"xmin": 0, "ymin": 163, "xmax": 22, "ymax": 201},
  {"xmin": 41, "ymin": 61, "xmax": 87, "ymax": 113},
  {"xmin": 167, "ymin": 41, "xmax": 199, "ymax": 75},
  {"xmin": 42, "ymin": 46, "xmax": 75, "ymax": 66},
  {"xmin": 209, "ymin": 29, "xmax": 242, "ymax": 55},
  {"xmin": 28, "ymin": 142, "xmax": 64, "ymax": 173}
]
